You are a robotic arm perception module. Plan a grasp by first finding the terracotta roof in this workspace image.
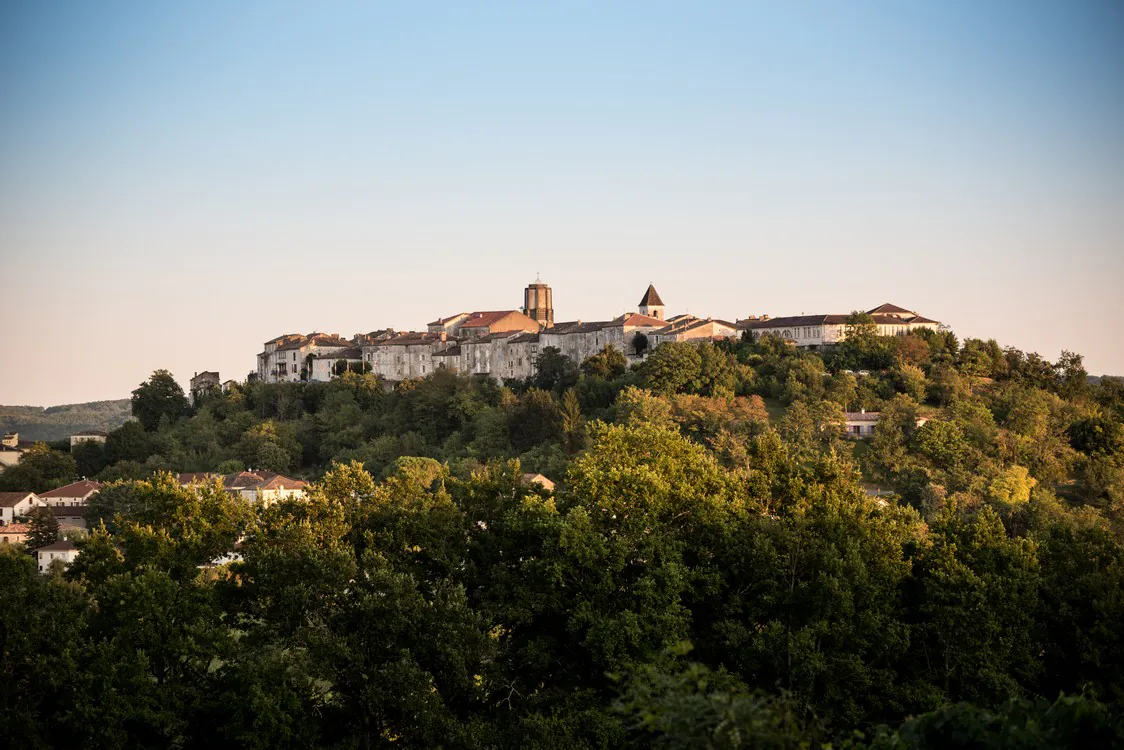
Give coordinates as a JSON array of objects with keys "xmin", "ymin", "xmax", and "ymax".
[
  {"xmin": 639, "ymin": 284, "xmax": 665, "ymax": 307},
  {"xmin": 459, "ymin": 311, "xmax": 522, "ymax": 329},
  {"xmin": 618, "ymin": 313, "xmax": 668, "ymax": 328},
  {"xmin": 223, "ymin": 471, "xmax": 267, "ymax": 490},
  {"xmin": 260, "ymin": 475, "xmax": 308, "ymax": 491},
  {"xmin": 867, "ymin": 303, "xmax": 914, "ymax": 315},
  {"xmin": 909, "ymin": 316, "xmax": 940, "ymax": 324},
  {"xmin": 39, "ymin": 480, "xmax": 101, "ymax": 499},
  {"xmin": 0, "ymin": 492, "xmax": 37, "ymax": 508},
  {"xmin": 1, "ymin": 523, "xmax": 31, "ymax": 534},
  {"xmin": 37, "ymin": 540, "xmax": 78, "ymax": 552},
  {"xmin": 177, "ymin": 472, "xmax": 220, "ymax": 485},
  {"xmin": 521, "ymin": 473, "xmax": 556, "ymax": 491}
]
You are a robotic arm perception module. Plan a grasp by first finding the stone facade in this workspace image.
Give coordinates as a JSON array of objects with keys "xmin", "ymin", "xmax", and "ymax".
[
  {"xmin": 743, "ymin": 304, "xmax": 940, "ymax": 350},
  {"xmin": 253, "ymin": 283, "xmax": 942, "ymax": 386}
]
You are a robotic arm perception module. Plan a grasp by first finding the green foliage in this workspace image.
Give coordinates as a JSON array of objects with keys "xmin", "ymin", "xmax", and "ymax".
[
  {"xmin": 0, "ymin": 398, "xmax": 131, "ymax": 443},
  {"xmin": 131, "ymin": 369, "xmax": 189, "ymax": 431},
  {"xmin": 6, "ymin": 331, "xmax": 1124, "ymax": 746},
  {"xmin": 0, "ymin": 442, "xmax": 77, "ymax": 492},
  {"xmin": 26, "ymin": 505, "xmax": 60, "ymax": 549}
]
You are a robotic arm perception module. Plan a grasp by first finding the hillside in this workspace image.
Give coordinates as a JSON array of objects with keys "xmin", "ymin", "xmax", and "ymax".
[{"xmin": 0, "ymin": 399, "xmax": 132, "ymax": 442}]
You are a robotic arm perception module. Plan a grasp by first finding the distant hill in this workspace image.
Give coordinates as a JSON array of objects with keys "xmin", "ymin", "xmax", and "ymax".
[{"xmin": 0, "ymin": 399, "xmax": 132, "ymax": 443}]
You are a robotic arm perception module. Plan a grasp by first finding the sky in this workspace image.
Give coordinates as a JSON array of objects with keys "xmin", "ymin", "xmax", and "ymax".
[{"xmin": 1, "ymin": 1, "xmax": 1122, "ymax": 405}]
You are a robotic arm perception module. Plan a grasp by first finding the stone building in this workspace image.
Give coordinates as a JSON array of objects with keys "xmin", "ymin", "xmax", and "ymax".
[
  {"xmin": 523, "ymin": 277, "xmax": 554, "ymax": 326},
  {"xmin": 257, "ymin": 333, "xmax": 355, "ymax": 383},
  {"xmin": 69, "ymin": 431, "xmax": 108, "ymax": 448},
  {"xmin": 189, "ymin": 371, "xmax": 221, "ymax": 403},
  {"xmin": 742, "ymin": 304, "xmax": 940, "ymax": 349},
  {"xmin": 310, "ymin": 347, "xmax": 364, "ymax": 382}
]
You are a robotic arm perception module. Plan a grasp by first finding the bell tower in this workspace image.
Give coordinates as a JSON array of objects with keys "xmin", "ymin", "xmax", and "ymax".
[
  {"xmin": 639, "ymin": 283, "xmax": 665, "ymax": 320},
  {"xmin": 523, "ymin": 275, "xmax": 554, "ymax": 327}
]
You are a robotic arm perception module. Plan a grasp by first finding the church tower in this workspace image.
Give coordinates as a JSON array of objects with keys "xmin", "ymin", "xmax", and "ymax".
[
  {"xmin": 523, "ymin": 276, "xmax": 554, "ymax": 327},
  {"xmin": 639, "ymin": 283, "xmax": 665, "ymax": 320}
]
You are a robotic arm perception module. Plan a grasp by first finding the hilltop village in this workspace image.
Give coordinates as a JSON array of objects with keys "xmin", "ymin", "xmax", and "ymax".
[{"xmin": 249, "ymin": 280, "xmax": 942, "ymax": 387}]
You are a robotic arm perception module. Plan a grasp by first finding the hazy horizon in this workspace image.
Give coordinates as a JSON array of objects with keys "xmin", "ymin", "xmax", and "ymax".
[{"xmin": 3, "ymin": 1, "xmax": 1122, "ymax": 405}]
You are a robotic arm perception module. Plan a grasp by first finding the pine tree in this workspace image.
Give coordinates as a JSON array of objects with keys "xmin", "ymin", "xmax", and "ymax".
[{"xmin": 26, "ymin": 506, "xmax": 59, "ymax": 550}]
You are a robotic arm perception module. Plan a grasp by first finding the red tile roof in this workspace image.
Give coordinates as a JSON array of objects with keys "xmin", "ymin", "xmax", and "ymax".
[
  {"xmin": 619, "ymin": 313, "xmax": 668, "ymax": 328},
  {"xmin": 39, "ymin": 480, "xmax": 101, "ymax": 499},
  {"xmin": 1, "ymin": 523, "xmax": 31, "ymax": 534},
  {"xmin": 459, "ymin": 310, "xmax": 522, "ymax": 329}
]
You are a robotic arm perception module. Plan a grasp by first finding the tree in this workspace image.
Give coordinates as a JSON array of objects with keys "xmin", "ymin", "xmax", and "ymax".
[
  {"xmin": 26, "ymin": 505, "xmax": 60, "ymax": 550},
  {"xmin": 0, "ymin": 443, "xmax": 76, "ymax": 492},
  {"xmin": 131, "ymin": 370, "xmax": 188, "ymax": 431},
  {"xmin": 508, "ymin": 389, "xmax": 563, "ymax": 452},
  {"xmin": 534, "ymin": 346, "xmax": 579, "ymax": 393},
  {"xmin": 582, "ymin": 345, "xmax": 629, "ymax": 380},
  {"xmin": 639, "ymin": 342, "xmax": 703, "ymax": 396}
]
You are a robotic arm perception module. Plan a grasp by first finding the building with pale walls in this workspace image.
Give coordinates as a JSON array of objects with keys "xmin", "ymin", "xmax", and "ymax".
[
  {"xmin": 69, "ymin": 430, "xmax": 108, "ymax": 448},
  {"xmin": 0, "ymin": 492, "xmax": 42, "ymax": 525},
  {"xmin": 37, "ymin": 539, "xmax": 79, "ymax": 573},
  {"xmin": 252, "ymin": 280, "xmax": 942, "ymax": 386},
  {"xmin": 38, "ymin": 480, "xmax": 100, "ymax": 508},
  {"xmin": 0, "ymin": 523, "xmax": 31, "ymax": 545},
  {"xmin": 742, "ymin": 304, "xmax": 940, "ymax": 350}
]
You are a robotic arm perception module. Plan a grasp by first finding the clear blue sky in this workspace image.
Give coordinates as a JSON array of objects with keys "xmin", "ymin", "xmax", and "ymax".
[{"xmin": 2, "ymin": 1, "xmax": 1122, "ymax": 404}]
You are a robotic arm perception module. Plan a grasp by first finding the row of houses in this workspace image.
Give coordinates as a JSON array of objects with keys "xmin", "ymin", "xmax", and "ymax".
[
  {"xmin": 252, "ymin": 280, "xmax": 942, "ymax": 386},
  {"xmin": 0, "ymin": 471, "xmax": 308, "ymax": 573}
]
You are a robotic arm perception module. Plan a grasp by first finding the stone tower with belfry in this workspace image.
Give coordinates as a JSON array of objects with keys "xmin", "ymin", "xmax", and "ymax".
[{"xmin": 523, "ymin": 275, "xmax": 554, "ymax": 327}]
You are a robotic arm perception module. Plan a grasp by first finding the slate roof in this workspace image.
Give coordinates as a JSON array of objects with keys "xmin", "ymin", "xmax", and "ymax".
[
  {"xmin": 843, "ymin": 412, "xmax": 881, "ymax": 422},
  {"xmin": 50, "ymin": 507, "xmax": 86, "ymax": 518},
  {"xmin": 639, "ymin": 284, "xmax": 665, "ymax": 307}
]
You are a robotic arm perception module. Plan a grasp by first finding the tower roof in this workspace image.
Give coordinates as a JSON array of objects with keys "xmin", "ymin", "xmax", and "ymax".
[{"xmin": 639, "ymin": 284, "xmax": 664, "ymax": 307}]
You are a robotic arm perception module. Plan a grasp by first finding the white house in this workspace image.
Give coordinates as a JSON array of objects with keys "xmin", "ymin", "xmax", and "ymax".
[
  {"xmin": 39, "ymin": 480, "xmax": 101, "ymax": 508},
  {"xmin": 37, "ymin": 539, "xmax": 80, "ymax": 573},
  {"xmin": 179, "ymin": 470, "xmax": 308, "ymax": 506},
  {"xmin": 0, "ymin": 492, "xmax": 41, "ymax": 525},
  {"xmin": 69, "ymin": 430, "xmax": 108, "ymax": 448},
  {"xmin": 843, "ymin": 410, "xmax": 931, "ymax": 439},
  {"xmin": 743, "ymin": 304, "xmax": 941, "ymax": 350},
  {"xmin": 0, "ymin": 433, "xmax": 24, "ymax": 472}
]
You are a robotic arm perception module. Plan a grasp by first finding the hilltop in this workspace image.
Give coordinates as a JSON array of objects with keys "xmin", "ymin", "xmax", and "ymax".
[{"xmin": 0, "ymin": 399, "xmax": 132, "ymax": 442}]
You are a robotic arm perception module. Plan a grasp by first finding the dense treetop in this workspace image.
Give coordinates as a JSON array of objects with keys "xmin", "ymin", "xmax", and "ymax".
[{"xmin": 3, "ymin": 328, "xmax": 1124, "ymax": 746}]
